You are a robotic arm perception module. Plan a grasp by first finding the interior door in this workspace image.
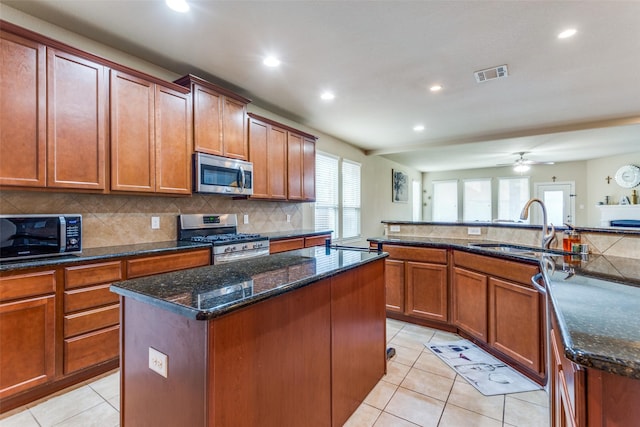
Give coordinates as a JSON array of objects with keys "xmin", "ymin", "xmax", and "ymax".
[{"xmin": 534, "ymin": 182, "xmax": 575, "ymax": 225}]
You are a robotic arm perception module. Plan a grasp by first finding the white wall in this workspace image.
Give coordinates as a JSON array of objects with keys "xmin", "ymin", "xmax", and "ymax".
[
  {"xmin": 423, "ymin": 152, "xmax": 640, "ymax": 227},
  {"xmin": 1, "ymin": 4, "xmax": 419, "ymax": 243}
]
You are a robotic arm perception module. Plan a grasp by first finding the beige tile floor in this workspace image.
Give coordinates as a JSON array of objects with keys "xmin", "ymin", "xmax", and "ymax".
[{"xmin": 0, "ymin": 319, "xmax": 549, "ymax": 427}]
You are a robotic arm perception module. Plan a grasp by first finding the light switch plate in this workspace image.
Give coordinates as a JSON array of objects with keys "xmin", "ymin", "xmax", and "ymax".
[
  {"xmin": 149, "ymin": 347, "xmax": 168, "ymax": 378},
  {"xmin": 151, "ymin": 216, "xmax": 160, "ymax": 229},
  {"xmin": 467, "ymin": 227, "xmax": 481, "ymax": 235},
  {"xmin": 389, "ymin": 225, "xmax": 401, "ymax": 232},
  {"xmin": 243, "ymin": 214, "xmax": 249, "ymax": 224},
  {"xmin": 286, "ymin": 214, "xmax": 291, "ymax": 222}
]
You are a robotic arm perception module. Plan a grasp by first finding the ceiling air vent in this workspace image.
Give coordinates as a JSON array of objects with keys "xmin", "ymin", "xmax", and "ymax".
[{"xmin": 474, "ymin": 65, "xmax": 508, "ymax": 83}]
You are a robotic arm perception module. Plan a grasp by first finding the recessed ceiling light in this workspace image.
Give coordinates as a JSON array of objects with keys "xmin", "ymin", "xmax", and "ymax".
[
  {"xmin": 558, "ymin": 28, "xmax": 577, "ymax": 39},
  {"xmin": 320, "ymin": 91, "xmax": 335, "ymax": 101},
  {"xmin": 413, "ymin": 125, "xmax": 425, "ymax": 132},
  {"xmin": 430, "ymin": 85, "xmax": 443, "ymax": 92},
  {"xmin": 263, "ymin": 56, "xmax": 281, "ymax": 67},
  {"xmin": 166, "ymin": 0, "xmax": 189, "ymax": 13}
]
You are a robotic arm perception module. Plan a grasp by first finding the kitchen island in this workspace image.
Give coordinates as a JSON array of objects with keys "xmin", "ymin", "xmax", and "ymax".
[{"xmin": 110, "ymin": 247, "xmax": 387, "ymax": 427}]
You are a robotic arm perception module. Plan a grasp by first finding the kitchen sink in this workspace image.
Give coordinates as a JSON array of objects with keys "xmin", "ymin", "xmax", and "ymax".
[{"xmin": 469, "ymin": 243, "xmax": 564, "ymax": 256}]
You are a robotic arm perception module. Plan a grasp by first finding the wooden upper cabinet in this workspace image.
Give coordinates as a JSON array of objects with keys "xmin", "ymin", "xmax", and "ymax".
[
  {"xmin": 174, "ymin": 74, "xmax": 250, "ymax": 160},
  {"xmin": 248, "ymin": 116, "xmax": 287, "ymax": 200},
  {"xmin": 110, "ymin": 70, "xmax": 191, "ymax": 194},
  {"xmin": 0, "ymin": 30, "xmax": 46, "ymax": 188},
  {"xmin": 154, "ymin": 85, "xmax": 191, "ymax": 194},
  {"xmin": 47, "ymin": 48, "xmax": 107, "ymax": 190},
  {"xmin": 110, "ymin": 70, "xmax": 155, "ymax": 192},
  {"xmin": 287, "ymin": 132, "xmax": 304, "ymax": 200},
  {"xmin": 302, "ymin": 136, "xmax": 316, "ymax": 201}
]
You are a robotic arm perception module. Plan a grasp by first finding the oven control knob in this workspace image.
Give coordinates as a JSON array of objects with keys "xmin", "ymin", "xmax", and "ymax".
[{"xmin": 242, "ymin": 244, "xmax": 248, "ymax": 250}]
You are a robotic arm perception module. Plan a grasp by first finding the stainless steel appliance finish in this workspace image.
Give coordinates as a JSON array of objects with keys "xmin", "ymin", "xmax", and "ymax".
[
  {"xmin": 178, "ymin": 214, "xmax": 269, "ymax": 264},
  {"xmin": 193, "ymin": 153, "xmax": 254, "ymax": 196},
  {"xmin": 0, "ymin": 214, "xmax": 82, "ymax": 261}
]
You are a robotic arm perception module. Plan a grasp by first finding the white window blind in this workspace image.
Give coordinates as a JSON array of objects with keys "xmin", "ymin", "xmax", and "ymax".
[
  {"xmin": 342, "ymin": 160, "xmax": 361, "ymax": 239},
  {"xmin": 315, "ymin": 152, "xmax": 339, "ymax": 239},
  {"xmin": 463, "ymin": 179, "xmax": 492, "ymax": 221},
  {"xmin": 432, "ymin": 180, "xmax": 458, "ymax": 222},
  {"xmin": 498, "ymin": 177, "xmax": 530, "ymax": 222}
]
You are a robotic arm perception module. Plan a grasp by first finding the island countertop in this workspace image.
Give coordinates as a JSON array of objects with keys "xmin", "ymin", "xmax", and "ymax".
[
  {"xmin": 368, "ymin": 235, "xmax": 640, "ymax": 379},
  {"xmin": 110, "ymin": 247, "xmax": 387, "ymax": 321}
]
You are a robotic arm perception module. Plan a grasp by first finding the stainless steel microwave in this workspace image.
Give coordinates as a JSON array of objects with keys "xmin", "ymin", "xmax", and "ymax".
[
  {"xmin": 193, "ymin": 153, "xmax": 254, "ymax": 196},
  {"xmin": 0, "ymin": 214, "xmax": 82, "ymax": 261}
]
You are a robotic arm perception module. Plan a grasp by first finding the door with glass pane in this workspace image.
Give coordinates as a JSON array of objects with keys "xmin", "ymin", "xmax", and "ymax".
[{"xmin": 534, "ymin": 182, "xmax": 575, "ymax": 225}]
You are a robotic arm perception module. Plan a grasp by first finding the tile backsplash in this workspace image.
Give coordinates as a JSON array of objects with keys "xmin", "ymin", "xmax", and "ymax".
[{"xmin": 0, "ymin": 191, "xmax": 305, "ymax": 248}]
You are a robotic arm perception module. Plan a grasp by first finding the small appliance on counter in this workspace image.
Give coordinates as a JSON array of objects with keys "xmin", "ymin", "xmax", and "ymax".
[
  {"xmin": 178, "ymin": 214, "xmax": 269, "ymax": 264},
  {"xmin": 193, "ymin": 153, "xmax": 253, "ymax": 196},
  {"xmin": 0, "ymin": 214, "xmax": 82, "ymax": 261}
]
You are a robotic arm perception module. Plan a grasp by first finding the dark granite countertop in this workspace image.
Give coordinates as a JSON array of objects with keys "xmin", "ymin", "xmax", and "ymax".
[
  {"xmin": 111, "ymin": 247, "xmax": 387, "ymax": 321},
  {"xmin": 369, "ymin": 235, "xmax": 640, "ymax": 379},
  {"xmin": 0, "ymin": 241, "xmax": 211, "ymax": 272},
  {"xmin": 261, "ymin": 229, "xmax": 332, "ymax": 240}
]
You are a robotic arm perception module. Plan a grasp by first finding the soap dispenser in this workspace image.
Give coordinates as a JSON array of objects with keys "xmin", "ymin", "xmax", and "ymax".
[{"xmin": 562, "ymin": 223, "xmax": 581, "ymax": 252}]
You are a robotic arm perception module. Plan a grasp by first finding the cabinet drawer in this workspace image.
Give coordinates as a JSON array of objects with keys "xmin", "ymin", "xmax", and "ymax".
[
  {"xmin": 269, "ymin": 238, "xmax": 304, "ymax": 254},
  {"xmin": 126, "ymin": 249, "xmax": 211, "ymax": 279},
  {"xmin": 453, "ymin": 250, "xmax": 538, "ymax": 284},
  {"xmin": 304, "ymin": 234, "xmax": 331, "ymax": 248},
  {"xmin": 64, "ymin": 325, "xmax": 119, "ymax": 375},
  {"xmin": 0, "ymin": 270, "xmax": 56, "ymax": 302},
  {"xmin": 64, "ymin": 304, "xmax": 119, "ymax": 338},
  {"xmin": 65, "ymin": 261, "xmax": 122, "ymax": 289},
  {"xmin": 384, "ymin": 245, "xmax": 447, "ymax": 264},
  {"xmin": 65, "ymin": 283, "xmax": 119, "ymax": 313}
]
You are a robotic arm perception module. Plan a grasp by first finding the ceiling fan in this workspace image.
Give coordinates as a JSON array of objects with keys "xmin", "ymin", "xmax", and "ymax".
[{"xmin": 498, "ymin": 152, "xmax": 555, "ymax": 172}]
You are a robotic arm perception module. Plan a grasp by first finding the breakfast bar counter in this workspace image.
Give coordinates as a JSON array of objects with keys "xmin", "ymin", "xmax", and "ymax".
[{"xmin": 110, "ymin": 247, "xmax": 388, "ymax": 427}]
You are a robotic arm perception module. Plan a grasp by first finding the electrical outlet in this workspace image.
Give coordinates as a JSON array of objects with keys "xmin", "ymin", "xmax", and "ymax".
[
  {"xmin": 151, "ymin": 216, "xmax": 160, "ymax": 229},
  {"xmin": 467, "ymin": 227, "xmax": 481, "ymax": 235},
  {"xmin": 389, "ymin": 225, "xmax": 401, "ymax": 232},
  {"xmin": 149, "ymin": 347, "xmax": 168, "ymax": 378},
  {"xmin": 286, "ymin": 214, "xmax": 291, "ymax": 223},
  {"xmin": 243, "ymin": 214, "xmax": 249, "ymax": 224}
]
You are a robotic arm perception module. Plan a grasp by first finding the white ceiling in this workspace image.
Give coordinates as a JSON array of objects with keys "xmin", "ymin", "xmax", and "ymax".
[{"xmin": 5, "ymin": 0, "xmax": 640, "ymax": 172}]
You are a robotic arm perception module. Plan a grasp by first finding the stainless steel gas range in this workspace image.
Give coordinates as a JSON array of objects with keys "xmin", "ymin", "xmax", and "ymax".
[{"xmin": 178, "ymin": 214, "xmax": 269, "ymax": 264}]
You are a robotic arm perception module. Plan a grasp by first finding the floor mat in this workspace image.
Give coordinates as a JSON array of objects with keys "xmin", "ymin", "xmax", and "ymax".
[{"xmin": 426, "ymin": 339, "xmax": 542, "ymax": 396}]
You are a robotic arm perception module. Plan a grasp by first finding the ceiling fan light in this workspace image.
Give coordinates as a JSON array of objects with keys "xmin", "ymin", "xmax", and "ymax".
[{"xmin": 514, "ymin": 163, "xmax": 530, "ymax": 173}]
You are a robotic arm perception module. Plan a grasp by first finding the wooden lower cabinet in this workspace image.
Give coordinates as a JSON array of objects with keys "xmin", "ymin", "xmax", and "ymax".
[
  {"xmin": 0, "ymin": 270, "xmax": 56, "ymax": 400},
  {"xmin": 120, "ymin": 259, "xmax": 386, "ymax": 426},
  {"xmin": 382, "ymin": 245, "xmax": 448, "ymax": 323},
  {"xmin": 452, "ymin": 267, "xmax": 488, "ymax": 341},
  {"xmin": 269, "ymin": 237, "xmax": 305, "ymax": 254},
  {"xmin": 304, "ymin": 233, "xmax": 331, "ymax": 248},
  {"xmin": 125, "ymin": 248, "xmax": 211, "ymax": 278}
]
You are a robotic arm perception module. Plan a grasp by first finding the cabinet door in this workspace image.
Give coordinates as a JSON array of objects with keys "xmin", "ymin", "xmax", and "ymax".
[
  {"xmin": 192, "ymin": 83, "xmax": 223, "ymax": 155},
  {"xmin": 302, "ymin": 136, "xmax": 316, "ymax": 201},
  {"xmin": 110, "ymin": 70, "xmax": 155, "ymax": 192},
  {"xmin": 248, "ymin": 118, "xmax": 269, "ymax": 198},
  {"xmin": 0, "ymin": 295, "xmax": 55, "ymax": 399},
  {"xmin": 268, "ymin": 125, "xmax": 288, "ymax": 199},
  {"xmin": 287, "ymin": 132, "xmax": 303, "ymax": 200},
  {"xmin": 155, "ymin": 85, "xmax": 191, "ymax": 194},
  {"xmin": 452, "ymin": 267, "xmax": 487, "ymax": 341},
  {"xmin": 384, "ymin": 259, "xmax": 405, "ymax": 313},
  {"xmin": 406, "ymin": 261, "xmax": 448, "ymax": 322},
  {"xmin": 47, "ymin": 48, "xmax": 106, "ymax": 190},
  {"xmin": 0, "ymin": 31, "xmax": 46, "ymax": 187},
  {"xmin": 488, "ymin": 277, "xmax": 542, "ymax": 376},
  {"xmin": 222, "ymin": 96, "xmax": 248, "ymax": 160}
]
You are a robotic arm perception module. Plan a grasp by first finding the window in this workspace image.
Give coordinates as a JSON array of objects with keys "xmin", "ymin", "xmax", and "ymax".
[
  {"xmin": 463, "ymin": 179, "xmax": 491, "ymax": 221},
  {"xmin": 498, "ymin": 177, "xmax": 530, "ymax": 222},
  {"xmin": 432, "ymin": 180, "xmax": 458, "ymax": 222},
  {"xmin": 315, "ymin": 153, "xmax": 339, "ymax": 239},
  {"xmin": 315, "ymin": 152, "xmax": 361, "ymax": 241},
  {"xmin": 342, "ymin": 159, "xmax": 361, "ymax": 239}
]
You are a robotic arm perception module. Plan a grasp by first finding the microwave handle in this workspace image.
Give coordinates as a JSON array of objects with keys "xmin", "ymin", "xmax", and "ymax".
[{"xmin": 239, "ymin": 166, "xmax": 246, "ymax": 190}]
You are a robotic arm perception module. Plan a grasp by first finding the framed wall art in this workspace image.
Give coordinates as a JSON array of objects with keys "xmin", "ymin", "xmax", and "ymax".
[{"xmin": 392, "ymin": 169, "xmax": 408, "ymax": 203}]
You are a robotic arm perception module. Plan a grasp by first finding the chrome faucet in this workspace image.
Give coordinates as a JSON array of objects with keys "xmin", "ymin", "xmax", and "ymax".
[{"xmin": 520, "ymin": 198, "xmax": 556, "ymax": 249}]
